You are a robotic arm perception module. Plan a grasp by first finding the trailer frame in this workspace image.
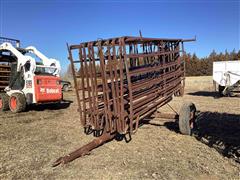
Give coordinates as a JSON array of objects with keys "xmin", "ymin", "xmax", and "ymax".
[{"xmin": 53, "ymin": 35, "xmax": 195, "ymax": 166}]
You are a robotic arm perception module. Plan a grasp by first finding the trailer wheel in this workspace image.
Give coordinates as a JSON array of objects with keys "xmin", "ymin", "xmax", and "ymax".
[
  {"xmin": 0, "ymin": 93, "xmax": 9, "ymax": 111},
  {"xmin": 9, "ymin": 93, "xmax": 26, "ymax": 113},
  {"xmin": 218, "ymin": 85, "xmax": 225, "ymax": 96},
  {"xmin": 179, "ymin": 86, "xmax": 184, "ymax": 96},
  {"xmin": 179, "ymin": 102, "xmax": 196, "ymax": 135}
]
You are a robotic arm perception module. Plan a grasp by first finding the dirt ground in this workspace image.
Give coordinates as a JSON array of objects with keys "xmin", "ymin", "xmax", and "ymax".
[{"xmin": 0, "ymin": 76, "xmax": 240, "ymax": 180}]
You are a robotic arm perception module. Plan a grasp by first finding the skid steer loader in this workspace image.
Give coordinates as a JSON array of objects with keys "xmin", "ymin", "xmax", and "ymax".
[{"xmin": 0, "ymin": 37, "xmax": 62, "ymax": 113}]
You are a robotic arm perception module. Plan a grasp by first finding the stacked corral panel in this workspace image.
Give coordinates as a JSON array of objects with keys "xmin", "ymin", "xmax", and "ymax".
[{"xmin": 68, "ymin": 36, "xmax": 189, "ymax": 135}]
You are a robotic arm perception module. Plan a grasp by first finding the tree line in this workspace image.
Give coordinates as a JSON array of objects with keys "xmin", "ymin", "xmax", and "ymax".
[{"xmin": 184, "ymin": 49, "xmax": 240, "ymax": 76}]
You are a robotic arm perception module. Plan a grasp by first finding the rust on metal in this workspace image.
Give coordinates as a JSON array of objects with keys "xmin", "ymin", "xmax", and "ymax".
[
  {"xmin": 53, "ymin": 35, "xmax": 195, "ymax": 166},
  {"xmin": 52, "ymin": 132, "xmax": 115, "ymax": 167}
]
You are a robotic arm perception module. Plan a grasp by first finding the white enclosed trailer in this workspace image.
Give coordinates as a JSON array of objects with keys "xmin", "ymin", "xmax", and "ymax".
[{"xmin": 213, "ymin": 61, "xmax": 240, "ymax": 96}]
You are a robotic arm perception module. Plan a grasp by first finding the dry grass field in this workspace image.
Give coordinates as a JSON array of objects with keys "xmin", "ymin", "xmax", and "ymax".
[{"xmin": 0, "ymin": 76, "xmax": 240, "ymax": 179}]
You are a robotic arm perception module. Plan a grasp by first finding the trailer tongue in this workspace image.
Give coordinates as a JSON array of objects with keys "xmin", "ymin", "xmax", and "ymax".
[{"xmin": 53, "ymin": 35, "xmax": 196, "ymax": 166}]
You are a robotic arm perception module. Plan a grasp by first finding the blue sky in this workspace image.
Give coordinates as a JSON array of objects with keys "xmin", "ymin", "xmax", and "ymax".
[{"xmin": 0, "ymin": 0, "xmax": 239, "ymax": 72}]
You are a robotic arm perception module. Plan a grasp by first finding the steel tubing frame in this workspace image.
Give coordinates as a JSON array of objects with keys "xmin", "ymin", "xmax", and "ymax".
[
  {"xmin": 68, "ymin": 36, "xmax": 190, "ymax": 134},
  {"xmin": 53, "ymin": 36, "xmax": 194, "ymax": 166}
]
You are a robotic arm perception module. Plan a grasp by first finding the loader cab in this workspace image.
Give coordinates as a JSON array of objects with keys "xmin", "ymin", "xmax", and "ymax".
[
  {"xmin": 8, "ymin": 62, "xmax": 25, "ymax": 90},
  {"xmin": 34, "ymin": 64, "xmax": 58, "ymax": 76},
  {"xmin": 0, "ymin": 47, "xmax": 27, "ymax": 91}
]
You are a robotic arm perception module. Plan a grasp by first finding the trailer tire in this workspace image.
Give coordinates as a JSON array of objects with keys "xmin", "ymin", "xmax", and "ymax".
[
  {"xmin": 179, "ymin": 86, "xmax": 184, "ymax": 96},
  {"xmin": 0, "ymin": 93, "xmax": 9, "ymax": 111},
  {"xmin": 218, "ymin": 85, "xmax": 225, "ymax": 96},
  {"xmin": 9, "ymin": 93, "xmax": 26, "ymax": 113},
  {"xmin": 179, "ymin": 102, "xmax": 196, "ymax": 135}
]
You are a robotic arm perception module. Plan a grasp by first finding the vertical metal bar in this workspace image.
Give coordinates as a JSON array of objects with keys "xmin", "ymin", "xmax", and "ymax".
[
  {"xmin": 181, "ymin": 42, "xmax": 186, "ymax": 90},
  {"xmin": 122, "ymin": 38, "xmax": 134, "ymax": 134},
  {"xmin": 78, "ymin": 47, "xmax": 87, "ymax": 126},
  {"xmin": 112, "ymin": 40, "xmax": 121, "ymax": 132},
  {"xmin": 106, "ymin": 40, "xmax": 116, "ymax": 132},
  {"xmin": 118, "ymin": 40, "xmax": 125, "ymax": 133},
  {"xmin": 67, "ymin": 44, "xmax": 83, "ymax": 125},
  {"xmin": 90, "ymin": 45, "xmax": 101, "ymax": 130},
  {"xmin": 87, "ymin": 43, "xmax": 98, "ymax": 129},
  {"xmin": 82, "ymin": 46, "xmax": 95, "ymax": 127},
  {"xmin": 162, "ymin": 41, "xmax": 166, "ymax": 97},
  {"xmin": 98, "ymin": 41, "xmax": 110, "ymax": 132}
]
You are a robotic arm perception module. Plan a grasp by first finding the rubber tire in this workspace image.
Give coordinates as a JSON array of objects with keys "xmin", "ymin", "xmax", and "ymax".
[
  {"xmin": 63, "ymin": 84, "xmax": 69, "ymax": 92},
  {"xmin": 175, "ymin": 86, "xmax": 184, "ymax": 97},
  {"xmin": 0, "ymin": 93, "xmax": 9, "ymax": 111},
  {"xmin": 179, "ymin": 102, "xmax": 196, "ymax": 135},
  {"xmin": 218, "ymin": 85, "xmax": 225, "ymax": 96},
  {"xmin": 9, "ymin": 93, "xmax": 26, "ymax": 113},
  {"xmin": 179, "ymin": 86, "xmax": 184, "ymax": 96}
]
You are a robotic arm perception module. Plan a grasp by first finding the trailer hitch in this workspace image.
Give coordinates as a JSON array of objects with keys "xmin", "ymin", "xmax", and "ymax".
[{"xmin": 52, "ymin": 133, "xmax": 115, "ymax": 167}]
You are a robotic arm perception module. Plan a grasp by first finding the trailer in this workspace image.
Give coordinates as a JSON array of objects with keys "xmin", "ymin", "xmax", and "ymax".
[
  {"xmin": 213, "ymin": 61, "xmax": 240, "ymax": 96},
  {"xmin": 53, "ymin": 35, "xmax": 196, "ymax": 166}
]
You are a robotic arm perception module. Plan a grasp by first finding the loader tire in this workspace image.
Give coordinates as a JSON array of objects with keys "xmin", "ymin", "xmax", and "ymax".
[
  {"xmin": 0, "ymin": 93, "xmax": 9, "ymax": 111},
  {"xmin": 179, "ymin": 102, "xmax": 196, "ymax": 135},
  {"xmin": 9, "ymin": 93, "xmax": 26, "ymax": 113}
]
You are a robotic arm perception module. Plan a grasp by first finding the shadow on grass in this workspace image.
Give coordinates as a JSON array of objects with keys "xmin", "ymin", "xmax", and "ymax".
[
  {"xmin": 27, "ymin": 100, "xmax": 73, "ymax": 111},
  {"xmin": 193, "ymin": 112, "xmax": 240, "ymax": 163},
  {"xmin": 146, "ymin": 111, "xmax": 240, "ymax": 163},
  {"xmin": 188, "ymin": 91, "xmax": 240, "ymax": 98},
  {"xmin": 187, "ymin": 91, "xmax": 218, "ymax": 97}
]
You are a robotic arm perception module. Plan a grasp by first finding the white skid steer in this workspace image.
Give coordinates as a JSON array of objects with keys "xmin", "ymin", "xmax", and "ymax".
[{"xmin": 0, "ymin": 37, "xmax": 62, "ymax": 113}]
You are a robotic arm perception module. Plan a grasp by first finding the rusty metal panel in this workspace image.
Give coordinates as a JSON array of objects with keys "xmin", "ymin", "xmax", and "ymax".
[
  {"xmin": 68, "ymin": 36, "xmax": 192, "ymax": 135},
  {"xmin": 53, "ymin": 35, "xmax": 195, "ymax": 166}
]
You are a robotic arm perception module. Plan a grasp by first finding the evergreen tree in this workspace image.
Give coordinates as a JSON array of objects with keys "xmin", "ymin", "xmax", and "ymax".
[
  {"xmin": 225, "ymin": 49, "xmax": 230, "ymax": 61},
  {"xmin": 237, "ymin": 50, "xmax": 240, "ymax": 59},
  {"xmin": 184, "ymin": 48, "xmax": 239, "ymax": 76}
]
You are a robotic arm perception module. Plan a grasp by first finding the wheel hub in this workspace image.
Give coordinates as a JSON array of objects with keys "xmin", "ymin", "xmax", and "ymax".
[
  {"xmin": 0, "ymin": 98, "xmax": 2, "ymax": 108},
  {"xmin": 10, "ymin": 96, "xmax": 17, "ymax": 110}
]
